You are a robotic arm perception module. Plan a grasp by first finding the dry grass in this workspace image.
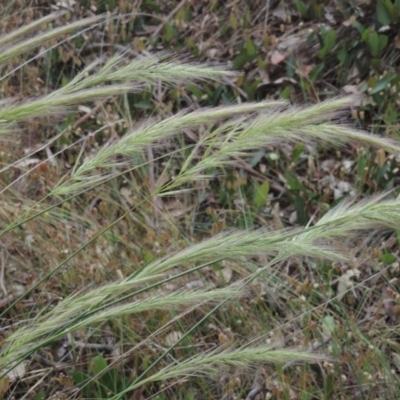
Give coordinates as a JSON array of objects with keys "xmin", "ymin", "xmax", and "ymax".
[{"xmin": 0, "ymin": 2, "xmax": 400, "ymax": 400}]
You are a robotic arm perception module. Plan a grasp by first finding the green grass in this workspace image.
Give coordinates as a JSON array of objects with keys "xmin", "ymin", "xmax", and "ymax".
[{"xmin": 0, "ymin": 9, "xmax": 400, "ymax": 400}]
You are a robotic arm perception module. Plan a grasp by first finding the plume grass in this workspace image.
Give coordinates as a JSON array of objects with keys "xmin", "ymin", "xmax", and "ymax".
[{"xmin": 1, "ymin": 12, "xmax": 400, "ymax": 399}]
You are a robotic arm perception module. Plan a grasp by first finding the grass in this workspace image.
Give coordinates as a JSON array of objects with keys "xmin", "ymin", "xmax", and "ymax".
[{"xmin": 0, "ymin": 7, "xmax": 400, "ymax": 400}]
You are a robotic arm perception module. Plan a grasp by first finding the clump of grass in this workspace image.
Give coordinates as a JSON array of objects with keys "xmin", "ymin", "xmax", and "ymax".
[{"xmin": 1, "ymin": 12, "xmax": 400, "ymax": 399}]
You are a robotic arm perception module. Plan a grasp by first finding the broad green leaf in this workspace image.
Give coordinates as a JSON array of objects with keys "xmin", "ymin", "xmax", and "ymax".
[
  {"xmin": 317, "ymin": 47, "xmax": 327, "ymax": 59},
  {"xmin": 370, "ymin": 58, "xmax": 381, "ymax": 69},
  {"xmin": 361, "ymin": 26, "xmax": 372, "ymax": 42},
  {"xmin": 367, "ymin": 31, "xmax": 379, "ymax": 57},
  {"xmin": 257, "ymin": 55, "xmax": 267, "ymax": 69},
  {"xmin": 101, "ymin": 368, "xmax": 119, "ymax": 393},
  {"xmin": 142, "ymin": 248, "xmax": 155, "ymax": 264},
  {"xmin": 33, "ymin": 390, "xmax": 45, "ymax": 400},
  {"xmin": 322, "ymin": 315, "xmax": 337, "ymax": 336},
  {"xmin": 245, "ymin": 37, "xmax": 256, "ymax": 56},
  {"xmin": 163, "ymin": 22, "xmax": 176, "ymax": 42},
  {"xmin": 280, "ymin": 86, "xmax": 291, "ymax": 100},
  {"xmin": 286, "ymin": 55, "xmax": 295, "ymax": 78},
  {"xmin": 285, "ymin": 173, "xmax": 307, "ymax": 192},
  {"xmin": 377, "ymin": 0, "xmax": 393, "ymax": 25},
  {"xmin": 354, "ymin": 21, "xmax": 366, "ymax": 35},
  {"xmin": 230, "ymin": 13, "xmax": 238, "ymax": 29},
  {"xmin": 254, "ymin": 180, "xmax": 270, "ymax": 208},
  {"xmin": 184, "ymin": 5, "xmax": 192, "ymax": 22},
  {"xmin": 90, "ymin": 355, "xmax": 108, "ymax": 376},
  {"xmin": 382, "ymin": 253, "xmax": 396, "ymax": 265},
  {"xmin": 249, "ymin": 149, "xmax": 266, "ymax": 167},
  {"xmin": 378, "ymin": 34, "xmax": 388, "ymax": 52},
  {"xmin": 325, "ymin": 373, "xmax": 335, "ymax": 399},
  {"xmin": 233, "ymin": 50, "xmax": 252, "ymax": 69},
  {"xmin": 70, "ymin": 371, "xmax": 92, "ymax": 397},
  {"xmin": 295, "ymin": 194, "xmax": 307, "ymax": 225},
  {"xmin": 395, "ymin": 0, "xmax": 400, "ymax": 13},
  {"xmin": 309, "ymin": 63, "xmax": 325, "ymax": 82},
  {"xmin": 324, "ymin": 30, "xmax": 336, "ymax": 50},
  {"xmin": 357, "ymin": 154, "xmax": 368, "ymax": 182},
  {"xmin": 187, "ymin": 85, "xmax": 204, "ymax": 99},
  {"xmin": 370, "ymin": 73, "xmax": 396, "ymax": 95},
  {"xmin": 337, "ymin": 47, "xmax": 349, "ymax": 65},
  {"xmin": 267, "ymin": 152, "xmax": 280, "ymax": 161},
  {"xmin": 292, "ymin": 144, "xmax": 304, "ymax": 163},
  {"xmin": 296, "ymin": 1, "xmax": 308, "ymax": 16}
]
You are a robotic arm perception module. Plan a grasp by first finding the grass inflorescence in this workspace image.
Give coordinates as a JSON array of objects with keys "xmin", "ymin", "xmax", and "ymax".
[{"xmin": 0, "ymin": 8, "xmax": 400, "ymax": 400}]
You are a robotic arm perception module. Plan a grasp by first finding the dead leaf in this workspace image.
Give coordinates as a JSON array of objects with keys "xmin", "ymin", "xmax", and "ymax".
[
  {"xmin": 78, "ymin": 105, "xmax": 92, "ymax": 114},
  {"xmin": 57, "ymin": 373, "xmax": 74, "ymax": 388},
  {"xmin": 382, "ymin": 285, "xmax": 397, "ymax": 322},
  {"xmin": 299, "ymin": 64, "xmax": 315, "ymax": 78},
  {"xmin": 14, "ymin": 158, "xmax": 40, "ymax": 168},
  {"xmin": 186, "ymin": 280, "xmax": 205, "ymax": 289},
  {"xmin": 342, "ymin": 85, "xmax": 360, "ymax": 95},
  {"xmin": 376, "ymin": 149, "xmax": 386, "ymax": 168},
  {"xmin": 391, "ymin": 352, "xmax": 400, "ymax": 369},
  {"xmin": 6, "ymin": 362, "xmax": 26, "ymax": 383},
  {"xmin": 270, "ymin": 51, "xmax": 285, "ymax": 65},
  {"xmin": 206, "ymin": 48, "xmax": 218, "ymax": 59},
  {"xmin": 221, "ymin": 266, "xmax": 233, "ymax": 283},
  {"xmin": 56, "ymin": 0, "xmax": 76, "ymax": 9},
  {"xmin": 164, "ymin": 331, "xmax": 182, "ymax": 346},
  {"xmin": 395, "ymin": 34, "xmax": 400, "ymax": 49},
  {"xmin": 342, "ymin": 15, "xmax": 357, "ymax": 27},
  {"xmin": 273, "ymin": 77, "xmax": 297, "ymax": 84},
  {"xmin": 0, "ymin": 376, "xmax": 9, "ymax": 397},
  {"xmin": 120, "ymin": 187, "xmax": 134, "ymax": 206},
  {"xmin": 337, "ymin": 269, "xmax": 359, "ymax": 301}
]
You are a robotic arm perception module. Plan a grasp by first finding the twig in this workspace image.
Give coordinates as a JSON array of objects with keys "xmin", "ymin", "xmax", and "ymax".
[
  {"xmin": 73, "ymin": 340, "xmax": 114, "ymax": 352},
  {"xmin": 0, "ymin": 249, "xmax": 8, "ymax": 296}
]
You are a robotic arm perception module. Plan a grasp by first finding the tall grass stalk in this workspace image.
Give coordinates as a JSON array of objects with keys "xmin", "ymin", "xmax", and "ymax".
[{"xmin": 1, "ymin": 12, "xmax": 399, "ymax": 398}]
